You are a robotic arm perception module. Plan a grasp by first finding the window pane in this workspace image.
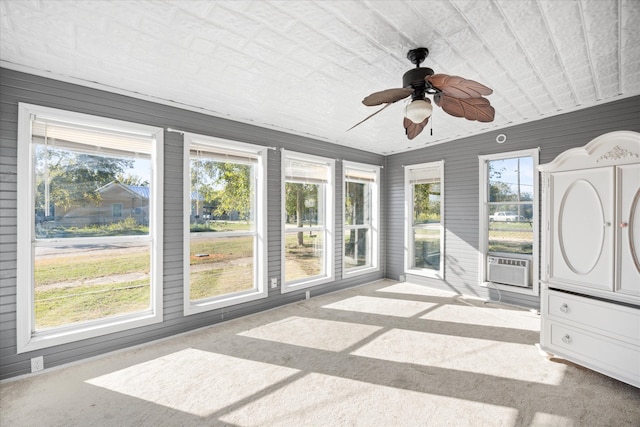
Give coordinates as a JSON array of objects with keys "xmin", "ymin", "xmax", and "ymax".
[
  {"xmin": 413, "ymin": 183, "xmax": 441, "ymax": 225},
  {"xmin": 284, "ymin": 231, "xmax": 324, "ymax": 282},
  {"xmin": 345, "ymin": 182, "xmax": 370, "ymax": 225},
  {"xmin": 413, "ymin": 227, "xmax": 440, "ymax": 270},
  {"xmin": 284, "ymin": 182, "xmax": 322, "ymax": 228},
  {"xmin": 488, "ymin": 157, "xmax": 534, "ymax": 203},
  {"xmin": 190, "ymin": 159, "xmax": 254, "ymax": 232},
  {"xmin": 34, "ymin": 242, "xmax": 151, "ymax": 330},
  {"xmin": 34, "ymin": 144, "xmax": 151, "ymax": 239},
  {"xmin": 345, "ymin": 228, "xmax": 369, "ymax": 269},
  {"xmin": 189, "ymin": 235, "xmax": 254, "ymax": 301},
  {"xmin": 486, "ymin": 155, "xmax": 535, "ymax": 257},
  {"xmin": 488, "ymin": 203, "xmax": 534, "ymax": 254}
]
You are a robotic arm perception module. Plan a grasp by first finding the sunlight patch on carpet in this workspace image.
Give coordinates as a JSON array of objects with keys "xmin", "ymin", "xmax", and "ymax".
[
  {"xmin": 86, "ymin": 348, "xmax": 299, "ymax": 417},
  {"xmin": 531, "ymin": 412, "xmax": 575, "ymax": 426},
  {"xmin": 219, "ymin": 372, "xmax": 519, "ymax": 426},
  {"xmin": 376, "ymin": 282, "xmax": 459, "ymax": 297},
  {"xmin": 322, "ymin": 295, "xmax": 437, "ymax": 317},
  {"xmin": 351, "ymin": 328, "xmax": 565, "ymax": 384},
  {"xmin": 420, "ymin": 304, "xmax": 540, "ymax": 331},
  {"xmin": 238, "ymin": 316, "xmax": 383, "ymax": 351}
]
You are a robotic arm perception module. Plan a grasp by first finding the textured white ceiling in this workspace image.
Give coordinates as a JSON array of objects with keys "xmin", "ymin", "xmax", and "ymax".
[{"xmin": 1, "ymin": 0, "xmax": 639, "ymax": 155}]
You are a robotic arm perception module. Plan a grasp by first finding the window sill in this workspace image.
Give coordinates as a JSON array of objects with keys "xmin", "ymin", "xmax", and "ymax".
[
  {"xmin": 343, "ymin": 266, "xmax": 380, "ymax": 278},
  {"xmin": 18, "ymin": 311, "xmax": 162, "ymax": 354},
  {"xmin": 405, "ymin": 268, "xmax": 443, "ymax": 280},
  {"xmin": 480, "ymin": 281, "xmax": 539, "ymax": 296},
  {"xmin": 184, "ymin": 288, "xmax": 268, "ymax": 316},
  {"xmin": 281, "ymin": 275, "xmax": 334, "ymax": 294}
]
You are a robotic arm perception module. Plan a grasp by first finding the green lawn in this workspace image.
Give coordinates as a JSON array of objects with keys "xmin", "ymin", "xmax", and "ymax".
[
  {"xmin": 33, "ymin": 230, "xmax": 261, "ymax": 328},
  {"xmin": 35, "ymin": 249, "xmax": 149, "ymax": 286},
  {"xmin": 35, "ymin": 279, "xmax": 149, "ymax": 329},
  {"xmin": 488, "ymin": 221, "xmax": 533, "ymax": 254},
  {"xmin": 188, "ymin": 235, "xmax": 254, "ymax": 301},
  {"xmin": 190, "ymin": 221, "xmax": 252, "ymax": 233},
  {"xmin": 190, "ymin": 265, "xmax": 253, "ymax": 300},
  {"xmin": 284, "ymin": 233, "xmax": 323, "ymax": 281}
]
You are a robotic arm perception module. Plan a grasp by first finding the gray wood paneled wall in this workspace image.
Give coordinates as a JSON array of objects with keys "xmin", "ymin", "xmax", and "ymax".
[
  {"xmin": 384, "ymin": 95, "xmax": 640, "ymax": 308},
  {"xmin": 0, "ymin": 68, "xmax": 385, "ymax": 380},
  {"xmin": 1, "ymin": 67, "xmax": 639, "ymax": 380}
]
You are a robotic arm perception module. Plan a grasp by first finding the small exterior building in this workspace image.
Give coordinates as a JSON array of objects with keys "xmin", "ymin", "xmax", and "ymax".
[
  {"xmin": 96, "ymin": 182, "xmax": 149, "ymax": 226},
  {"xmin": 53, "ymin": 182, "xmax": 150, "ymax": 227}
]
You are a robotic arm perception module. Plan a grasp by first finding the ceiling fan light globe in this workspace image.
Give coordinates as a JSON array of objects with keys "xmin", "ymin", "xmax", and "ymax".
[{"xmin": 405, "ymin": 99, "xmax": 433, "ymax": 123}]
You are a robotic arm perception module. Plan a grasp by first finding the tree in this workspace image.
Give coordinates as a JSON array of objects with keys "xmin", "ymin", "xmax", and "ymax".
[
  {"xmin": 214, "ymin": 163, "xmax": 251, "ymax": 220},
  {"xmin": 115, "ymin": 173, "xmax": 149, "ymax": 186},
  {"xmin": 413, "ymin": 183, "xmax": 440, "ymax": 223},
  {"xmin": 191, "ymin": 159, "xmax": 252, "ymax": 221},
  {"xmin": 285, "ymin": 183, "xmax": 318, "ymax": 246},
  {"xmin": 34, "ymin": 146, "xmax": 134, "ymax": 215}
]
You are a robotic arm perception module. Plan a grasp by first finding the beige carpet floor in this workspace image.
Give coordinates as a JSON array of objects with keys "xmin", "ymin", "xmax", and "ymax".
[{"xmin": 1, "ymin": 280, "xmax": 639, "ymax": 427}]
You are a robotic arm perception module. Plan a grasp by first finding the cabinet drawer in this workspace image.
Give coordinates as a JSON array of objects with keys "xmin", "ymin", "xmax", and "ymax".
[
  {"xmin": 547, "ymin": 322, "xmax": 640, "ymax": 385},
  {"xmin": 546, "ymin": 289, "xmax": 640, "ymax": 345}
]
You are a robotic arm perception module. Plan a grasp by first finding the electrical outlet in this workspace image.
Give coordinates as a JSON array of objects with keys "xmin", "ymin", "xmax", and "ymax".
[
  {"xmin": 31, "ymin": 356, "xmax": 44, "ymax": 373},
  {"xmin": 305, "ymin": 291, "xmax": 310, "ymax": 300},
  {"xmin": 270, "ymin": 277, "xmax": 278, "ymax": 288}
]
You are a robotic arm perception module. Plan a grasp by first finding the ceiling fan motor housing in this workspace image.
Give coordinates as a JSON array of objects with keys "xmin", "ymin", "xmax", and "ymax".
[
  {"xmin": 403, "ymin": 67, "xmax": 434, "ymax": 100},
  {"xmin": 403, "ymin": 67, "xmax": 434, "ymax": 88}
]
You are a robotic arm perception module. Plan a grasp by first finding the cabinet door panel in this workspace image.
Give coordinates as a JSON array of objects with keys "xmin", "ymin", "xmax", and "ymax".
[
  {"xmin": 551, "ymin": 168, "xmax": 614, "ymax": 289},
  {"xmin": 617, "ymin": 163, "xmax": 640, "ymax": 296}
]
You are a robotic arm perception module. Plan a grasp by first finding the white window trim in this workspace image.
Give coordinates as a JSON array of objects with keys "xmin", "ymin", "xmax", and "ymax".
[
  {"xmin": 281, "ymin": 149, "xmax": 335, "ymax": 293},
  {"xmin": 16, "ymin": 103, "xmax": 164, "ymax": 353},
  {"xmin": 342, "ymin": 161, "xmax": 380, "ymax": 277},
  {"xmin": 478, "ymin": 148, "xmax": 540, "ymax": 296},
  {"xmin": 404, "ymin": 160, "xmax": 445, "ymax": 279},
  {"xmin": 182, "ymin": 133, "xmax": 268, "ymax": 315}
]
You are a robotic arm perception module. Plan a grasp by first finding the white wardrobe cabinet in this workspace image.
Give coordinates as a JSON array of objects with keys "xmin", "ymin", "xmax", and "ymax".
[
  {"xmin": 539, "ymin": 131, "xmax": 640, "ymax": 388},
  {"xmin": 549, "ymin": 167, "xmax": 615, "ymax": 291},
  {"xmin": 617, "ymin": 163, "xmax": 640, "ymax": 297}
]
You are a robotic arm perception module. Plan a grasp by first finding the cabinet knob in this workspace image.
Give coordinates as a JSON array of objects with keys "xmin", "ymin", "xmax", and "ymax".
[
  {"xmin": 562, "ymin": 334, "xmax": 571, "ymax": 344},
  {"xmin": 620, "ymin": 222, "xmax": 628, "ymax": 228},
  {"xmin": 604, "ymin": 222, "xmax": 611, "ymax": 227},
  {"xmin": 560, "ymin": 303, "xmax": 569, "ymax": 313}
]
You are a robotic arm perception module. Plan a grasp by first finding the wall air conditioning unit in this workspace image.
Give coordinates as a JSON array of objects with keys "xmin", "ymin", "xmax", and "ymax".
[{"xmin": 487, "ymin": 257, "xmax": 530, "ymax": 287}]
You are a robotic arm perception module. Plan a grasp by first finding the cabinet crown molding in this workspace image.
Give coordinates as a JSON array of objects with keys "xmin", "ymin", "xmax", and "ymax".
[
  {"xmin": 539, "ymin": 131, "xmax": 640, "ymax": 172},
  {"xmin": 597, "ymin": 145, "xmax": 640, "ymax": 163}
]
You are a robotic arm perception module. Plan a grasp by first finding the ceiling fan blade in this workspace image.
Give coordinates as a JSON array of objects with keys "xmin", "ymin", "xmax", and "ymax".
[
  {"xmin": 434, "ymin": 94, "xmax": 495, "ymax": 122},
  {"xmin": 427, "ymin": 74, "xmax": 493, "ymax": 98},
  {"xmin": 362, "ymin": 88, "xmax": 413, "ymax": 106},
  {"xmin": 403, "ymin": 116, "xmax": 429, "ymax": 140},
  {"xmin": 347, "ymin": 102, "xmax": 396, "ymax": 131}
]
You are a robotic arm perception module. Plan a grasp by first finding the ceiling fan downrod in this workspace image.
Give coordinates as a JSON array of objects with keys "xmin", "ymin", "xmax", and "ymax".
[
  {"xmin": 403, "ymin": 48, "xmax": 435, "ymax": 92},
  {"xmin": 407, "ymin": 47, "xmax": 429, "ymax": 67}
]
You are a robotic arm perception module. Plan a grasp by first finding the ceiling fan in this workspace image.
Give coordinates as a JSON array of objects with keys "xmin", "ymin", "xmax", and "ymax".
[{"xmin": 350, "ymin": 47, "xmax": 495, "ymax": 139}]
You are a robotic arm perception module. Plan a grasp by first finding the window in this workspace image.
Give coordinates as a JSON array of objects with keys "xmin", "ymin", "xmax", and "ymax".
[
  {"xmin": 343, "ymin": 161, "xmax": 380, "ymax": 275},
  {"xmin": 16, "ymin": 103, "xmax": 163, "ymax": 353},
  {"xmin": 282, "ymin": 150, "xmax": 334, "ymax": 292},
  {"xmin": 183, "ymin": 133, "xmax": 267, "ymax": 314},
  {"xmin": 405, "ymin": 161, "xmax": 444, "ymax": 278},
  {"xmin": 479, "ymin": 149, "xmax": 539, "ymax": 295},
  {"xmin": 112, "ymin": 203, "xmax": 123, "ymax": 218}
]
